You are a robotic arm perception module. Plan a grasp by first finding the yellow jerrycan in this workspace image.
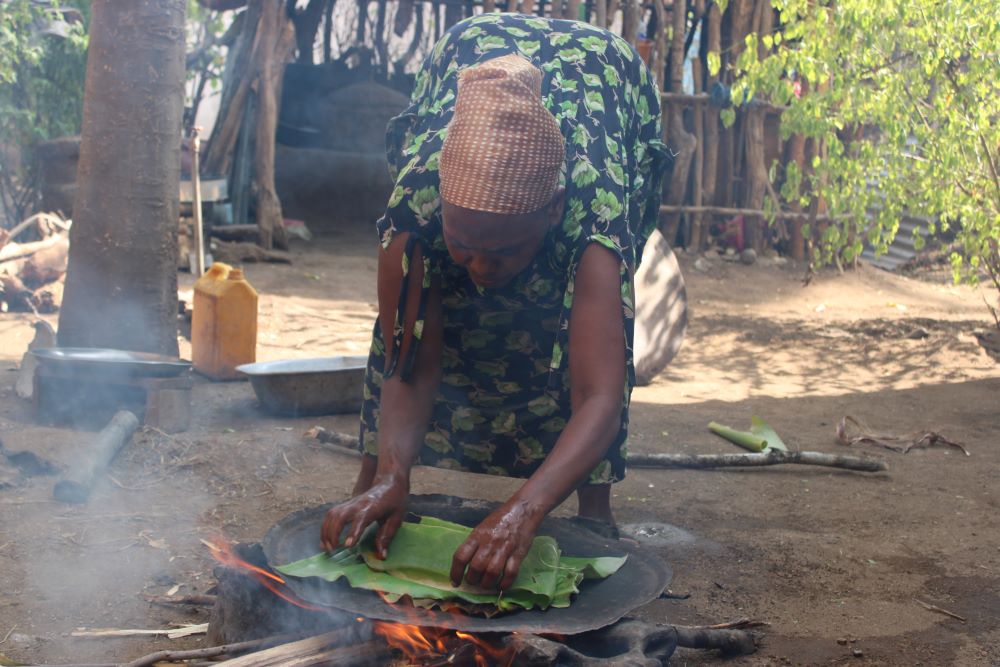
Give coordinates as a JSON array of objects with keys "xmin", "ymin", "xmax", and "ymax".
[{"xmin": 192, "ymin": 263, "xmax": 258, "ymax": 379}]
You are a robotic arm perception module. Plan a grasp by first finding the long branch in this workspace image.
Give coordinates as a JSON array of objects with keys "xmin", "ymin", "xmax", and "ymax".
[{"xmin": 627, "ymin": 450, "xmax": 887, "ymax": 472}]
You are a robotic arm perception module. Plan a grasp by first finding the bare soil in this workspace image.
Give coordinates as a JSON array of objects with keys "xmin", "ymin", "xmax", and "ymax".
[{"xmin": 1, "ymin": 222, "xmax": 998, "ymax": 666}]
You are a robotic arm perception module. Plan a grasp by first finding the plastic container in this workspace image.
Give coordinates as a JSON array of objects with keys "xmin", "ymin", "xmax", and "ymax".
[{"xmin": 192, "ymin": 263, "xmax": 258, "ymax": 380}]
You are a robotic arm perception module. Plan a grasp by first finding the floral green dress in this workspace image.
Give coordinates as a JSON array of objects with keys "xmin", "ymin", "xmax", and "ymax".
[{"xmin": 359, "ymin": 13, "xmax": 668, "ymax": 484}]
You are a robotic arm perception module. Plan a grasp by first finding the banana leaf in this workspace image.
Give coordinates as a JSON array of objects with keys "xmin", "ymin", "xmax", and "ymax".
[
  {"xmin": 276, "ymin": 516, "xmax": 626, "ymax": 612},
  {"xmin": 750, "ymin": 416, "xmax": 788, "ymax": 451},
  {"xmin": 708, "ymin": 417, "xmax": 788, "ymax": 452}
]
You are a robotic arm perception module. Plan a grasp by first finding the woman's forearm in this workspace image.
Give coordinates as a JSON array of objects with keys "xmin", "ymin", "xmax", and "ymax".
[
  {"xmin": 372, "ymin": 234, "xmax": 444, "ymax": 484},
  {"xmin": 374, "ymin": 365, "xmax": 442, "ymax": 482},
  {"xmin": 511, "ymin": 394, "xmax": 622, "ymax": 516}
]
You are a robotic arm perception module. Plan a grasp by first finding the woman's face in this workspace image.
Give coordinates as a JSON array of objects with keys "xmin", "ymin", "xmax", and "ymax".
[{"xmin": 442, "ymin": 190, "xmax": 564, "ymax": 289}]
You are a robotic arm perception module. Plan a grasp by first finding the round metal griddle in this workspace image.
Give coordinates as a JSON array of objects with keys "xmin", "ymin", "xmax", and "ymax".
[
  {"xmin": 31, "ymin": 347, "xmax": 191, "ymax": 378},
  {"xmin": 263, "ymin": 495, "xmax": 672, "ymax": 634}
]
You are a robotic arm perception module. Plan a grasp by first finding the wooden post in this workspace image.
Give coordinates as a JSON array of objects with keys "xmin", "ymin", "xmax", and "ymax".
[
  {"xmin": 740, "ymin": 0, "xmax": 774, "ymax": 253},
  {"xmin": 593, "ymin": 0, "xmax": 607, "ymax": 28},
  {"xmin": 699, "ymin": 1, "xmax": 722, "ymax": 250},
  {"xmin": 661, "ymin": 0, "xmax": 696, "ymax": 246},
  {"xmin": 621, "ymin": 0, "xmax": 639, "ymax": 42},
  {"xmin": 323, "ymin": 0, "xmax": 334, "ymax": 62},
  {"xmin": 686, "ymin": 0, "xmax": 707, "ymax": 252},
  {"xmin": 191, "ymin": 128, "xmax": 206, "ymax": 277},
  {"xmin": 252, "ymin": 0, "xmax": 294, "ymax": 250}
]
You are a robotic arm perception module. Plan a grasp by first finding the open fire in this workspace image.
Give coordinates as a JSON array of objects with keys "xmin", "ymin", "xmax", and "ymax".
[{"xmin": 206, "ymin": 536, "xmax": 513, "ymax": 666}]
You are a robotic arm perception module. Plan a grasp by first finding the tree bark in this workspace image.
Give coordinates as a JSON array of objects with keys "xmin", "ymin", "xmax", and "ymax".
[
  {"xmin": 686, "ymin": 0, "xmax": 707, "ymax": 252},
  {"xmin": 291, "ymin": 0, "xmax": 327, "ymax": 64},
  {"xmin": 699, "ymin": 2, "xmax": 721, "ymax": 240},
  {"xmin": 628, "ymin": 450, "xmax": 888, "ymax": 472},
  {"xmin": 252, "ymin": 0, "xmax": 295, "ymax": 250},
  {"xmin": 58, "ymin": 0, "xmax": 185, "ymax": 354},
  {"xmin": 783, "ymin": 131, "xmax": 807, "ymax": 260},
  {"xmin": 660, "ymin": 0, "xmax": 696, "ymax": 246},
  {"xmin": 740, "ymin": 0, "xmax": 774, "ymax": 253}
]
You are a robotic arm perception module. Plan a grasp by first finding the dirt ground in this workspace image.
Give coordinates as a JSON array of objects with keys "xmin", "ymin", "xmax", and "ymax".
[{"xmin": 1, "ymin": 222, "xmax": 998, "ymax": 666}]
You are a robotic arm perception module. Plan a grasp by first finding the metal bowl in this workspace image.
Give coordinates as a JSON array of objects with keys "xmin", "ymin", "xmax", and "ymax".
[
  {"xmin": 31, "ymin": 347, "xmax": 192, "ymax": 379},
  {"xmin": 236, "ymin": 356, "xmax": 368, "ymax": 417}
]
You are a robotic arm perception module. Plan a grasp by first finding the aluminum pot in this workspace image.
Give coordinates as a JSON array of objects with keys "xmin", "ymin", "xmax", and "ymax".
[{"xmin": 236, "ymin": 356, "xmax": 367, "ymax": 417}]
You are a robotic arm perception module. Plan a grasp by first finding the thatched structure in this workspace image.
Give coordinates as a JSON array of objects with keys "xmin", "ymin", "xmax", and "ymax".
[{"xmin": 202, "ymin": 0, "xmax": 807, "ymax": 257}]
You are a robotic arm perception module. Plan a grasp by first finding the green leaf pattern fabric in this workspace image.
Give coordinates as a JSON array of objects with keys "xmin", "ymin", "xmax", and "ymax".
[{"xmin": 360, "ymin": 13, "xmax": 668, "ymax": 484}]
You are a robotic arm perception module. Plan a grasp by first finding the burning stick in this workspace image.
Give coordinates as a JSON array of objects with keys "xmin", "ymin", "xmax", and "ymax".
[
  {"xmin": 214, "ymin": 631, "xmax": 388, "ymax": 666},
  {"xmin": 53, "ymin": 410, "xmax": 141, "ymax": 504},
  {"xmin": 143, "ymin": 593, "xmax": 217, "ymax": 607}
]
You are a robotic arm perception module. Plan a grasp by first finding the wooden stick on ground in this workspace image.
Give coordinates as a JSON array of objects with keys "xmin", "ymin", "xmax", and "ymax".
[
  {"xmin": 119, "ymin": 633, "xmax": 301, "ymax": 667},
  {"xmin": 627, "ymin": 450, "xmax": 887, "ymax": 472},
  {"xmin": 53, "ymin": 411, "xmax": 141, "ymax": 504},
  {"xmin": 309, "ymin": 428, "xmax": 886, "ymax": 472},
  {"xmin": 916, "ymin": 599, "xmax": 967, "ymax": 623}
]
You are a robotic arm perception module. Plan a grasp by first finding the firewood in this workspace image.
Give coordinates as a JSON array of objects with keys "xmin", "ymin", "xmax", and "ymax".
[
  {"xmin": 69, "ymin": 623, "xmax": 208, "ymax": 639},
  {"xmin": 143, "ymin": 593, "xmax": 217, "ymax": 606},
  {"xmin": 215, "ymin": 632, "xmax": 387, "ymax": 667},
  {"xmin": 53, "ymin": 411, "xmax": 141, "ymax": 504},
  {"xmin": 0, "ymin": 235, "xmax": 65, "ymax": 263},
  {"xmin": 119, "ymin": 633, "xmax": 300, "ymax": 667},
  {"xmin": 674, "ymin": 623, "xmax": 759, "ymax": 656}
]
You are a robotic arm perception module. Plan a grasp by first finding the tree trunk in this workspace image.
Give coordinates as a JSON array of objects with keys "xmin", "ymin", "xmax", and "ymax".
[
  {"xmin": 740, "ymin": 0, "xmax": 773, "ymax": 253},
  {"xmin": 699, "ymin": 2, "xmax": 721, "ymax": 244},
  {"xmin": 291, "ymin": 0, "xmax": 327, "ymax": 64},
  {"xmin": 661, "ymin": 0, "xmax": 697, "ymax": 246},
  {"xmin": 252, "ymin": 0, "xmax": 295, "ymax": 250},
  {"xmin": 204, "ymin": 1, "xmax": 293, "ymax": 250},
  {"xmin": 783, "ymin": 132, "xmax": 807, "ymax": 261},
  {"xmin": 58, "ymin": 0, "xmax": 186, "ymax": 355},
  {"xmin": 686, "ymin": 0, "xmax": 707, "ymax": 252}
]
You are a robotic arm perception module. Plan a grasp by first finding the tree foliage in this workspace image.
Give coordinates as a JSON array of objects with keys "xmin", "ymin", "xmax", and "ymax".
[
  {"xmin": 0, "ymin": 0, "xmax": 89, "ymax": 225},
  {"xmin": 727, "ymin": 0, "xmax": 1000, "ymax": 315}
]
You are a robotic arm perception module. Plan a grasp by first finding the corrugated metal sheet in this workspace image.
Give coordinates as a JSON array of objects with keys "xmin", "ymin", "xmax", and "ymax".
[{"xmin": 861, "ymin": 216, "xmax": 930, "ymax": 271}]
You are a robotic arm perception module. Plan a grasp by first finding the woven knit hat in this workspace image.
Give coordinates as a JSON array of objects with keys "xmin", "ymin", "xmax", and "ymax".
[{"xmin": 439, "ymin": 54, "xmax": 565, "ymax": 215}]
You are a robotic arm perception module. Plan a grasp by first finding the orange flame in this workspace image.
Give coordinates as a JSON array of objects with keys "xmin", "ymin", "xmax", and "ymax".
[
  {"xmin": 369, "ymin": 592, "xmax": 510, "ymax": 666},
  {"xmin": 373, "ymin": 620, "xmax": 510, "ymax": 666},
  {"xmin": 205, "ymin": 536, "xmax": 512, "ymax": 665},
  {"xmin": 202, "ymin": 536, "xmax": 326, "ymax": 612}
]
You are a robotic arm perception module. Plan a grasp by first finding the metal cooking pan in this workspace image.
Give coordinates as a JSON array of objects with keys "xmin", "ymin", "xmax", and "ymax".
[
  {"xmin": 31, "ymin": 347, "xmax": 191, "ymax": 378},
  {"xmin": 263, "ymin": 494, "xmax": 672, "ymax": 634},
  {"xmin": 237, "ymin": 356, "xmax": 367, "ymax": 416}
]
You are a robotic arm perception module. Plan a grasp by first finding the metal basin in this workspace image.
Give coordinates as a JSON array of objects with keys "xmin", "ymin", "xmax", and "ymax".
[
  {"xmin": 236, "ymin": 356, "xmax": 367, "ymax": 417},
  {"xmin": 31, "ymin": 347, "xmax": 191, "ymax": 379}
]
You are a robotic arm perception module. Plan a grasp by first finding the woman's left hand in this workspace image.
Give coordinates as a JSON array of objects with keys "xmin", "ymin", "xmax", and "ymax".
[{"xmin": 449, "ymin": 499, "xmax": 544, "ymax": 591}]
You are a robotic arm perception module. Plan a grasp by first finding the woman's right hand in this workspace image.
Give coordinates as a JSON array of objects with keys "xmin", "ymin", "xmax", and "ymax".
[{"xmin": 320, "ymin": 474, "xmax": 409, "ymax": 559}]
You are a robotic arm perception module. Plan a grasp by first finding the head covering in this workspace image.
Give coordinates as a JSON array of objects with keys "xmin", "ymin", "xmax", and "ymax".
[{"xmin": 439, "ymin": 53, "xmax": 565, "ymax": 215}]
